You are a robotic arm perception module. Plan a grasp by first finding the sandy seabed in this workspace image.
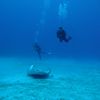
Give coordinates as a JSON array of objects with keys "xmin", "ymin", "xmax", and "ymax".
[{"xmin": 0, "ymin": 57, "xmax": 100, "ymax": 100}]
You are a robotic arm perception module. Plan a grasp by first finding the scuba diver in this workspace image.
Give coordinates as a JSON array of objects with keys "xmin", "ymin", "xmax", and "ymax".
[
  {"xmin": 33, "ymin": 42, "xmax": 52, "ymax": 60},
  {"xmin": 33, "ymin": 42, "xmax": 42, "ymax": 60},
  {"xmin": 57, "ymin": 27, "xmax": 72, "ymax": 43}
]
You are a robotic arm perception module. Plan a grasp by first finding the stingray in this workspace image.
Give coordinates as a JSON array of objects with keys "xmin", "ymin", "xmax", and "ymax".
[{"xmin": 27, "ymin": 65, "xmax": 51, "ymax": 79}]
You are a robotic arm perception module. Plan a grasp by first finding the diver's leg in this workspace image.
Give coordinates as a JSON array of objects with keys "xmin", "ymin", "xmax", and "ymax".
[
  {"xmin": 37, "ymin": 52, "xmax": 42, "ymax": 60},
  {"xmin": 64, "ymin": 36, "xmax": 72, "ymax": 42},
  {"xmin": 64, "ymin": 37, "xmax": 69, "ymax": 42}
]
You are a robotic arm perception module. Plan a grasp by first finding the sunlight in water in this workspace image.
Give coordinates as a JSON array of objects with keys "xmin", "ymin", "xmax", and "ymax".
[
  {"xmin": 58, "ymin": 1, "xmax": 69, "ymax": 20},
  {"xmin": 34, "ymin": 0, "xmax": 51, "ymax": 42},
  {"xmin": 40, "ymin": 0, "xmax": 51, "ymax": 25},
  {"xmin": 44, "ymin": 0, "xmax": 50, "ymax": 9}
]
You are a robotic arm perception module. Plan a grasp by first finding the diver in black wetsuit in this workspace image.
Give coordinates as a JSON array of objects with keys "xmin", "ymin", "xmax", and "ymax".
[
  {"xmin": 33, "ymin": 42, "xmax": 42, "ymax": 60},
  {"xmin": 57, "ymin": 27, "xmax": 72, "ymax": 43}
]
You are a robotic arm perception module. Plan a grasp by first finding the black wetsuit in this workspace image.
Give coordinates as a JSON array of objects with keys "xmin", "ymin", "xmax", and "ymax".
[
  {"xmin": 57, "ymin": 28, "xmax": 71, "ymax": 42},
  {"xmin": 33, "ymin": 43, "xmax": 42, "ymax": 60}
]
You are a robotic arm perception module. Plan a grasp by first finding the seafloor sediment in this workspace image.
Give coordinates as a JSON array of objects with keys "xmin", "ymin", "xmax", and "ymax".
[
  {"xmin": 0, "ymin": 76, "xmax": 100, "ymax": 100},
  {"xmin": 0, "ymin": 57, "xmax": 100, "ymax": 100}
]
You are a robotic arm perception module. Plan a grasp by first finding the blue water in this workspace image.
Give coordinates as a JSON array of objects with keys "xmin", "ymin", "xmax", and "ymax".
[
  {"xmin": 0, "ymin": 0, "xmax": 100, "ymax": 99},
  {"xmin": 0, "ymin": 0, "xmax": 100, "ymax": 58}
]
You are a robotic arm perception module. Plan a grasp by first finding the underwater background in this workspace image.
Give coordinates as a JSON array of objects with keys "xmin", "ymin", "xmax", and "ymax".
[
  {"xmin": 0, "ymin": 0, "xmax": 100, "ymax": 58},
  {"xmin": 0, "ymin": 0, "xmax": 100, "ymax": 100}
]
